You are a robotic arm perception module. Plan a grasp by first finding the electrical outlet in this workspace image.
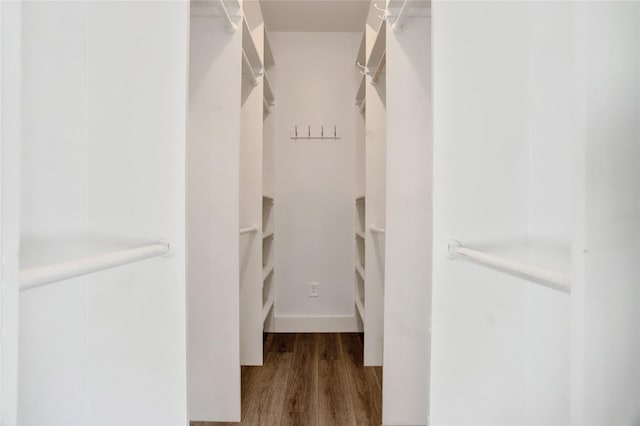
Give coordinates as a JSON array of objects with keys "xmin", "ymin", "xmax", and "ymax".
[{"xmin": 309, "ymin": 282, "xmax": 318, "ymax": 297}]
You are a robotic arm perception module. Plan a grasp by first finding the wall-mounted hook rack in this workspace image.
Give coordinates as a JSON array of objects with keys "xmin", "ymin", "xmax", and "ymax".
[{"xmin": 290, "ymin": 125, "xmax": 342, "ymax": 140}]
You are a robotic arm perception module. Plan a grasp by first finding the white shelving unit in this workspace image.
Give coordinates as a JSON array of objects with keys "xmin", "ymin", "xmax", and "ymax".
[
  {"xmin": 355, "ymin": 195, "xmax": 366, "ymax": 321},
  {"xmin": 263, "ymin": 30, "xmax": 275, "ymax": 115},
  {"xmin": 241, "ymin": 16, "xmax": 263, "ymax": 85},
  {"xmin": 357, "ymin": 5, "xmax": 387, "ymax": 367},
  {"xmin": 262, "ymin": 195, "xmax": 275, "ymax": 327},
  {"xmin": 355, "ymin": 33, "xmax": 366, "ymax": 113},
  {"xmin": 366, "ymin": 20, "xmax": 386, "ymax": 84}
]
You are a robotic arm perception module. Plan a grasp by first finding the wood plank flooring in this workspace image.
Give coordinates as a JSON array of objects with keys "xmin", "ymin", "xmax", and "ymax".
[{"xmin": 191, "ymin": 333, "xmax": 382, "ymax": 426}]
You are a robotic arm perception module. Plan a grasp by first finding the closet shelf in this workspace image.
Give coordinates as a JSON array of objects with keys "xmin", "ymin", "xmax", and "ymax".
[
  {"xmin": 355, "ymin": 263, "xmax": 365, "ymax": 281},
  {"xmin": 355, "ymin": 195, "xmax": 366, "ymax": 203},
  {"xmin": 264, "ymin": 72, "xmax": 275, "ymax": 114},
  {"xmin": 355, "ymin": 297, "xmax": 365, "ymax": 322},
  {"xmin": 20, "ymin": 239, "xmax": 173, "ymax": 292},
  {"xmin": 242, "ymin": 17, "xmax": 263, "ymax": 81},
  {"xmin": 366, "ymin": 20, "xmax": 386, "ymax": 72},
  {"xmin": 355, "ymin": 231, "xmax": 365, "ymax": 239},
  {"xmin": 447, "ymin": 240, "xmax": 571, "ymax": 293},
  {"xmin": 263, "ymin": 194, "xmax": 275, "ymax": 202},
  {"xmin": 262, "ymin": 296, "xmax": 274, "ymax": 323},
  {"xmin": 264, "ymin": 29, "xmax": 275, "ymax": 69},
  {"xmin": 263, "ymin": 230, "xmax": 274, "ymax": 240},
  {"xmin": 262, "ymin": 263, "xmax": 274, "ymax": 282},
  {"xmin": 242, "ymin": 50, "xmax": 260, "ymax": 86},
  {"xmin": 355, "ymin": 74, "xmax": 366, "ymax": 109}
]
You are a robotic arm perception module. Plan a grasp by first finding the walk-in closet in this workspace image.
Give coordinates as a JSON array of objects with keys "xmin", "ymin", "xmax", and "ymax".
[{"xmin": 2, "ymin": 1, "xmax": 639, "ymax": 425}]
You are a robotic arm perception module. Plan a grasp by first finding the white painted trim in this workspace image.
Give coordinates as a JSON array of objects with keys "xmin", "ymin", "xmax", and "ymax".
[{"xmin": 265, "ymin": 315, "xmax": 362, "ymax": 333}]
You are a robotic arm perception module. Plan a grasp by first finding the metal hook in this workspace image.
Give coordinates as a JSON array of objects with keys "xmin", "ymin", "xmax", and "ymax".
[
  {"xmin": 356, "ymin": 61, "xmax": 370, "ymax": 76},
  {"xmin": 373, "ymin": 3, "xmax": 390, "ymax": 20}
]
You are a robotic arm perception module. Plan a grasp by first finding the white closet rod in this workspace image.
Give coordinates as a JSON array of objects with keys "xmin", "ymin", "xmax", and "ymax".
[
  {"xmin": 20, "ymin": 240, "xmax": 173, "ymax": 292},
  {"xmin": 391, "ymin": 0, "xmax": 409, "ymax": 32},
  {"xmin": 242, "ymin": 49, "xmax": 259, "ymax": 86},
  {"xmin": 217, "ymin": 0, "xmax": 238, "ymax": 33},
  {"xmin": 370, "ymin": 226, "xmax": 386, "ymax": 235},
  {"xmin": 240, "ymin": 226, "xmax": 258, "ymax": 235},
  {"xmin": 447, "ymin": 240, "xmax": 571, "ymax": 293}
]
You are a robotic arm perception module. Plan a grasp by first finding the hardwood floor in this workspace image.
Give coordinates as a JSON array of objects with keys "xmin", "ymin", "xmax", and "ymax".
[{"xmin": 191, "ymin": 333, "xmax": 382, "ymax": 426}]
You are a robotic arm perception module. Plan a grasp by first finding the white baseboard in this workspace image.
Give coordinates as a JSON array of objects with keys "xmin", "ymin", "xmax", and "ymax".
[{"xmin": 264, "ymin": 315, "xmax": 363, "ymax": 333}]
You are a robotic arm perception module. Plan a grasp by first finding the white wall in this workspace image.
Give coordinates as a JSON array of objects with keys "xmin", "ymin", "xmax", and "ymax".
[
  {"xmin": 571, "ymin": 3, "xmax": 640, "ymax": 424},
  {"xmin": 432, "ymin": 3, "xmax": 534, "ymax": 424},
  {"xmin": 1, "ymin": 2, "xmax": 21, "ymax": 423},
  {"xmin": 270, "ymin": 32, "xmax": 360, "ymax": 331},
  {"xmin": 19, "ymin": 2, "xmax": 189, "ymax": 424},
  {"xmin": 187, "ymin": 10, "xmax": 242, "ymax": 422},
  {"xmin": 432, "ymin": 2, "xmax": 640, "ymax": 425}
]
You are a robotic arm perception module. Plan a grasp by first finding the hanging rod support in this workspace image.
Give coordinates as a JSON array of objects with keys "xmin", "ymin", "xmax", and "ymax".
[
  {"xmin": 240, "ymin": 226, "xmax": 259, "ymax": 235},
  {"xmin": 370, "ymin": 226, "xmax": 386, "ymax": 235},
  {"xmin": 356, "ymin": 62, "xmax": 371, "ymax": 76},
  {"xmin": 374, "ymin": 3, "xmax": 390, "ymax": 20}
]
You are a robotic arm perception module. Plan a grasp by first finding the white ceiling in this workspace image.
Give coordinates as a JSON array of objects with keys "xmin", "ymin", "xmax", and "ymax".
[{"xmin": 259, "ymin": 0, "xmax": 371, "ymax": 32}]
